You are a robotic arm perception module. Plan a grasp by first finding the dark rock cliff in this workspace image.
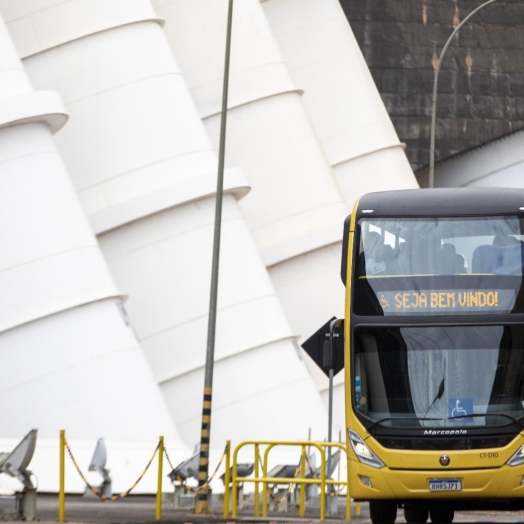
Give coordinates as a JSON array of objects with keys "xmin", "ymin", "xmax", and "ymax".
[{"xmin": 339, "ymin": 0, "xmax": 524, "ymax": 172}]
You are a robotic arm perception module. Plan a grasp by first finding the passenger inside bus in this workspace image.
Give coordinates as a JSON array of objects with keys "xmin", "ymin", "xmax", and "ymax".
[
  {"xmin": 493, "ymin": 234, "xmax": 520, "ymax": 246},
  {"xmin": 362, "ymin": 235, "xmax": 469, "ymax": 276},
  {"xmin": 472, "ymin": 241, "xmax": 524, "ymax": 275},
  {"xmin": 439, "ymin": 243, "xmax": 467, "ymax": 275},
  {"xmin": 359, "ymin": 219, "xmax": 524, "ymax": 278}
]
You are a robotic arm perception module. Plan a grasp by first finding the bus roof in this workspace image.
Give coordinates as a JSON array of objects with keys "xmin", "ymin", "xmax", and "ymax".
[{"xmin": 356, "ymin": 188, "xmax": 524, "ymax": 218}]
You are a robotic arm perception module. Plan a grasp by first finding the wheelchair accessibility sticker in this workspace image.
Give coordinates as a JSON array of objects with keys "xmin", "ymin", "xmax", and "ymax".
[{"xmin": 449, "ymin": 398, "xmax": 473, "ymax": 422}]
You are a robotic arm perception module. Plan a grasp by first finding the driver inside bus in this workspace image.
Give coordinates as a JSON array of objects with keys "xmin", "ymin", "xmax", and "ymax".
[{"xmin": 440, "ymin": 242, "xmax": 467, "ymax": 274}]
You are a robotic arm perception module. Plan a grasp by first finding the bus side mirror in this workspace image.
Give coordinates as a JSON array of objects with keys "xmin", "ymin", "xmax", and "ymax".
[
  {"xmin": 302, "ymin": 317, "xmax": 345, "ymax": 377},
  {"xmin": 323, "ymin": 338, "xmax": 334, "ymax": 369},
  {"xmin": 323, "ymin": 321, "xmax": 344, "ymax": 372}
]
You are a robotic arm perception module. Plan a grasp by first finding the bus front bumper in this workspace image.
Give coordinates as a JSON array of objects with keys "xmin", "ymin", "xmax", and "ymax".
[{"xmin": 349, "ymin": 460, "xmax": 524, "ymax": 500}]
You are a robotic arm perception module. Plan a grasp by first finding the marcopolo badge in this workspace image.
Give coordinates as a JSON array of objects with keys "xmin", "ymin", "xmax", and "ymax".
[{"xmin": 439, "ymin": 455, "xmax": 451, "ymax": 466}]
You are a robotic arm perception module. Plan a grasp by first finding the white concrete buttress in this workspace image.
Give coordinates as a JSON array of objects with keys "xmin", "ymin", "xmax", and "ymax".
[
  {"xmin": 262, "ymin": 0, "xmax": 418, "ymax": 208},
  {"xmin": 260, "ymin": 0, "xmax": 418, "ymax": 427},
  {"xmin": 153, "ymin": 0, "xmax": 349, "ymax": 267},
  {"xmin": 0, "ymin": 8, "xmax": 186, "ymax": 491},
  {"xmin": 153, "ymin": 0, "xmax": 350, "ymax": 433},
  {"xmin": 0, "ymin": 0, "xmax": 328, "ymax": 445}
]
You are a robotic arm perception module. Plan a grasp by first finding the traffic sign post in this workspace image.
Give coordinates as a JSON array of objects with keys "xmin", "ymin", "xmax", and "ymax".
[{"xmin": 302, "ymin": 317, "xmax": 344, "ymax": 513}]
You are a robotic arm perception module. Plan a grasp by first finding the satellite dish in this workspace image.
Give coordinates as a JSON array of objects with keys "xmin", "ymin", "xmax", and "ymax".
[
  {"xmin": 168, "ymin": 445, "xmax": 200, "ymax": 483},
  {"xmin": 83, "ymin": 438, "xmax": 112, "ymax": 499},
  {"xmin": 267, "ymin": 464, "xmax": 299, "ymax": 479},
  {"xmin": 88, "ymin": 438, "xmax": 107, "ymax": 472},
  {"xmin": 326, "ymin": 450, "xmax": 340, "ymax": 478},
  {"xmin": 303, "ymin": 450, "xmax": 340, "ymax": 479},
  {"xmin": 220, "ymin": 463, "xmax": 253, "ymax": 485},
  {"xmin": 0, "ymin": 429, "xmax": 37, "ymax": 489}
]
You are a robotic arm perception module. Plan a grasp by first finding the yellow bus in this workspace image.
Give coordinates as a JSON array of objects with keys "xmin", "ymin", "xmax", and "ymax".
[{"xmin": 339, "ymin": 188, "xmax": 524, "ymax": 523}]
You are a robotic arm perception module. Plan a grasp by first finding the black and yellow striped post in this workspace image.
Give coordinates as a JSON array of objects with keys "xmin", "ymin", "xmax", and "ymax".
[
  {"xmin": 223, "ymin": 440, "xmax": 231, "ymax": 518},
  {"xmin": 193, "ymin": 387, "xmax": 212, "ymax": 512},
  {"xmin": 193, "ymin": 0, "xmax": 234, "ymax": 514}
]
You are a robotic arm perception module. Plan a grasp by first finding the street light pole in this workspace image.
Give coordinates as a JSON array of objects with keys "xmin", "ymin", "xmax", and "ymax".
[
  {"xmin": 193, "ymin": 0, "xmax": 234, "ymax": 514},
  {"xmin": 429, "ymin": 0, "xmax": 497, "ymax": 188}
]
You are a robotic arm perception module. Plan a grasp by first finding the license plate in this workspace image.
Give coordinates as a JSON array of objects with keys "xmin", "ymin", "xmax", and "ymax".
[{"xmin": 429, "ymin": 479, "xmax": 462, "ymax": 491}]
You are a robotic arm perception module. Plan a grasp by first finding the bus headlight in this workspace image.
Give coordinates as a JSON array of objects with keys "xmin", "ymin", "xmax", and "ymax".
[
  {"xmin": 507, "ymin": 444, "xmax": 524, "ymax": 466},
  {"xmin": 348, "ymin": 429, "xmax": 385, "ymax": 468}
]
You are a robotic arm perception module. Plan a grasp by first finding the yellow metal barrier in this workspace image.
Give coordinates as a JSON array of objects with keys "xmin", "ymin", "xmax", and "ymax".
[
  {"xmin": 223, "ymin": 440, "xmax": 231, "ymax": 518},
  {"xmin": 59, "ymin": 430, "xmax": 65, "ymax": 523},
  {"xmin": 156, "ymin": 436, "xmax": 164, "ymax": 521},
  {"xmin": 58, "ymin": 431, "xmax": 167, "ymax": 522},
  {"xmin": 230, "ymin": 440, "xmax": 350, "ymax": 522}
]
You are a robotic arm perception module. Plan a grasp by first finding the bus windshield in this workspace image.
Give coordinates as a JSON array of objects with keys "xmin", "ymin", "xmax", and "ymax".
[
  {"xmin": 354, "ymin": 325, "xmax": 524, "ymax": 429},
  {"xmin": 355, "ymin": 216, "xmax": 524, "ymax": 316}
]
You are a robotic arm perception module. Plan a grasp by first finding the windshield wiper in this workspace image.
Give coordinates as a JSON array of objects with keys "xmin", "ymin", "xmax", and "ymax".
[
  {"xmin": 424, "ymin": 377, "xmax": 445, "ymax": 421},
  {"xmin": 368, "ymin": 416, "xmax": 440, "ymax": 431},
  {"xmin": 447, "ymin": 412, "xmax": 524, "ymax": 428}
]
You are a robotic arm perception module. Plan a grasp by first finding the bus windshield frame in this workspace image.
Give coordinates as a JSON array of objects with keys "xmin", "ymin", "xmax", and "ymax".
[
  {"xmin": 352, "ymin": 324, "xmax": 524, "ymax": 434},
  {"xmin": 350, "ymin": 214, "xmax": 524, "ymax": 436}
]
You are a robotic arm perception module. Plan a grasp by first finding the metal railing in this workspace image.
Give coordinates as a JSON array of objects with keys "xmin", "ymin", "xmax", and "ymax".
[
  {"xmin": 58, "ymin": 433, "xmax": 359, "ymax": 522},
  {"xmin": 229, "ymin": 440, "xmax": 351, "ymax": 521},
  {"xmin": 59, "ymin": 430, "xmax": 166, "ymax": 522}
]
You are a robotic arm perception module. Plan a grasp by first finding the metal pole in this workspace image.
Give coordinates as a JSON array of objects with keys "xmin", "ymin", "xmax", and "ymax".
[
  {"xmin": 327, "ymin": 369, "xmax": 333, "ymax": 462},
  {"xmin": 193, "ymin": 0, "xmax": 234, "ymax": 514},
  {"xmin": 58, "ymin": 430, "xmax": 65, "ymax": 523},
  {"xmin": 299, "ymin": 446, "xmax": 306, "ymax": 517},
  {"xmin": 319, "ymin": 449, "xmax": 326, "ymax": 522},
  {"xmin": 326, "ymin": 319, "xmax": 341, "ymax": 504},
  {"xmin": 232, "ymin": 449, "xmax": 238, "ymax": 519},
  {"xmin": 429, "ymin": 0, "xmax": 497, "ymax": 188},
  {"xmin": 223, "ymin": 441, "xmax": 231, "ymax": 517},
  {"xmin": 255, "ymin": 444, "xmax": 261, "ymax": 517},
  {"xmin": 326, "ymin": 368, "xmax": 334, "ymax": 512}
]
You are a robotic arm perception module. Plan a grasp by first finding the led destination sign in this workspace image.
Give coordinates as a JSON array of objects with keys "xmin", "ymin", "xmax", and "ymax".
[{"xmin": 377, "ymin": 289, "xmax": 515, "ymax": 315}]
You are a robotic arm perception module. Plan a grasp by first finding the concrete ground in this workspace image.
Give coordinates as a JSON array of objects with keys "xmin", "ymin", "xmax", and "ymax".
[{"xmin": 2, "ymin": 494, "xmax": 524, "ymax": 524}]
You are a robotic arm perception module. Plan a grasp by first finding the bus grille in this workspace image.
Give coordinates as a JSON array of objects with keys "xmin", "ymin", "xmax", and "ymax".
[{"xmin": 375, "ymin": 436, "xmax": 514, "ymax": 450}]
